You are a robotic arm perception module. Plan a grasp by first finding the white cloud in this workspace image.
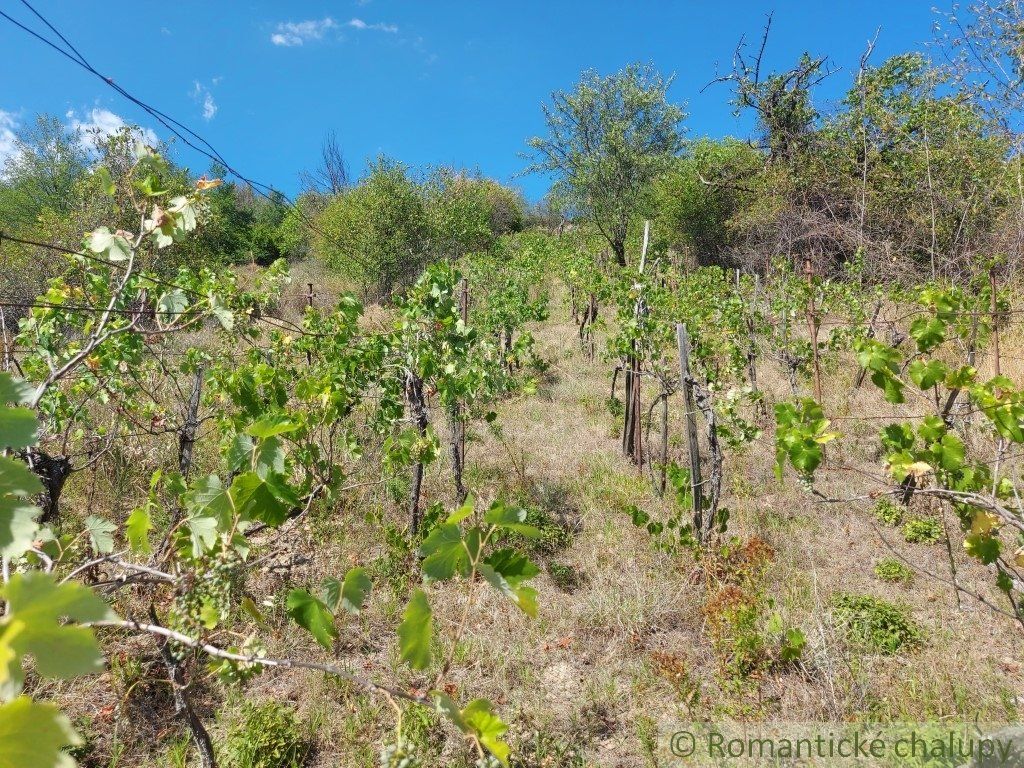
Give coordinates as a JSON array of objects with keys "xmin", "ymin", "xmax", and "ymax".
[
  {"xmin": 191, "ymin": 81, "xmax": 218, "ymax": 121},
  {"xmin": 348, "ymin": 17, "xmax": 397, "ymax": 33},
  {"xmin": 270, "ymin": 17, "xmax": 337, "ymax": 46},
  {"xmin": 0, "ymin": 110, "xmax": 19, "ymax": 168},
  {"xmin": 66, "ymin": 108, "xmax": 158, "ymax": 148}
]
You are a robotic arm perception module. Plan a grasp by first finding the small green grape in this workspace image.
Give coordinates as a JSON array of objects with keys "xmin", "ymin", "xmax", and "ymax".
[{"xmin": 379, "ymin": 743, "xmax": 421, "ymax": 768}]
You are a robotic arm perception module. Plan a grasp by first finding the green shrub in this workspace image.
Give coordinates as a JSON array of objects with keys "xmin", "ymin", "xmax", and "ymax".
[
  {"xmin": 831, "ymin": 592, "xmax": 922, "ymax": 655},
  {"xmin": 547, "ymin": 561, "xmax": 586, "ymax": 592},
  {"xmin": 873, "ymin": 498, "xmax": 903, "ymax": 527},
  {"xmin": 902, "ymin": 516, "xmax": 942, "ymax": 544},
  {"xmin": 313, "ymin": 158, "xmax": 429, "ymax": 299},
  {"xmin": 605, "ymin": 396, "xmax": 625, "ymax": 419},
  {"xmin": 502, "ymin": 503, "xmax": 572, "ymax": 554},
  {"xmin": 223, "ymin": 702, "xmax": 309, "ymax": 768},
  {"xmin": 874, "ymin": 558, "xmax": 913, "ymax": 584}
]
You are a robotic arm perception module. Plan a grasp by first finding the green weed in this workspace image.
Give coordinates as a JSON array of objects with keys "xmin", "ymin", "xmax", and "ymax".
[
  {"xmin": 222, "ymin": 702, "xmax": 310, "ymax": 768},
  {"xmin": 831, "ymin": 592, "xmax": 922, "ymax": 654},
  {"xmin": 874, "ymin": 558, "xmax": 913, "ymax": 584}
]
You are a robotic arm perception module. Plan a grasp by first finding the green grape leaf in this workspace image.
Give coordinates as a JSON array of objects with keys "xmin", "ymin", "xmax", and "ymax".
[
  {"xmin": 246, "ymin": 416, "xmax": 302, "ymax": 439},
  {"xmin": 225, "ymin": 433, "xmax": 255, "ymax": 473},
  {"xmin": 86, "ymin": 226, "xmax": 131, "ymax": 262},
  {"xmin": 285, "ymin": 589, "xmax": 337, "ymax": 650},
  {"xmin": 156, "ymin": 289, "xmax": 188, "ymax": 326},
  {"xmin": 881, "ymin": 423, "xmax": 915, "ymax": 452},
  {"xmin": 0, "ymin": 696, "xmax": 81, "ymax": 768},
  {"xmin": 934, "ymin": 432, "xmax": 965, "ymax": 472},
  {"xmin": 398, "ymin": 589, "xmax": 432, "ymax": 670},
  {"xmin": 124, "ymin": 507, "xmax": 152, "ymax": 555},
  {"xmin": 483, "ymin": 549, "xmax": 540, "ymax": 584},
  {"xmin": 254, "ymin": 437, "xmax": 286, "ymax": 478},
  {"xmin": 340, "ymin": 567, "xmax": 371, "ymax": 615},
  {"xmin": 909, "ymin": 315, "xmax": 946, "ymax": 352},
  {"xmin": 855, "ymin": 339, "xmax": 900, "ymax": 373},
  {"xmin": 790, "ymin": 441, "xmax": 822, "ymax": 475},
  {"xmin": 918, "ymin": 415, "xmax": 945, "ymax": 443},
  {"xmin": 135, "ymin": 172, "xmax": 166, "ymax": 197},
  {"xmin": 209, "ymin": 293, "xmax": 234, "ymax": 331},
  {"xmin": 320, "ymin": 577, "xmax": 342, "ymax": 612},
  {"xmin": 445, "ymin": 500, "xmax": 475, "ymax": 525},
  {"xmin": 780, "ymin": 628, "xmax": 806, "ymax": 663},
  {"xmin": 83, "ymin": 516, "xmax": 116, "ymax": 555},
  {"xmin": 0, "ymin": 573, "xmax": 114, "ymax": 698},
  {"xmin": 461, "ymin": 699, "xmax": 510, "ymax": 766},
  {"xmin": 432, "ymin": 691, "xmax": 467, "ymax": 732},
  {"xmin": 168, "ymin": 196, "xmax": 198, "ymax": 231},
  {"xmin": 419, "ymin": 523, "xmax": 469, "ymax": 581},
  {"xmin": 86, "ymin": 227, "xmax": 111, "ymax": 253},
  {"xmin": 0, "ymin": 457, "xmax": 42, "ymax": 497},
  {"xmin": 0, "ymin": 407, "xmax": 36, "ymax": 451},
  {"xmin": 871, "ymin": 371, "xmax": 905, "ymax": 404},
  {"xmin": 483, "ymin": 501, "xmax": 542, "ymax": 538},
  {"xmin": 230, "ymin": 471, "xmax": 296, "ymax": 526},
  {"xmin": 0, "ymin": 498, "xmax": 39, "ymax": 560},
  {"xmin": 945, "ymin": 365, "xmax": 976, "ymax": 389},
  {"xmin": 908, "ymin": 359, "xmax": 947, "ymax": 390},
  {"xmin": 964, "ymin": 533, "xmax": 1001, "ymax": 564},
  {"xmin": 184, "ymin": 513, "xmax": 219, "ymax": 558},
  {"xmin": 182, "ymin": 475, "xmax": 233, "ymax": 524},
  {"xmin": 478, "ymin": 563, "xmax": 538, "ymax": 617}
]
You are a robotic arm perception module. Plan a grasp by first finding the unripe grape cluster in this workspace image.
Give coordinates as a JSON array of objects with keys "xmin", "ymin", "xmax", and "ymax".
[
  {"xmin": 209, "ymin": 635, "xmax": 266, "ymax": 685},
  {"xmin": 378, "ymin": 742, "xmax": 421, "ymax": 768},
  {"xmin": 168, "ymin": 545, "xmax": 243, "ymax": 659}
]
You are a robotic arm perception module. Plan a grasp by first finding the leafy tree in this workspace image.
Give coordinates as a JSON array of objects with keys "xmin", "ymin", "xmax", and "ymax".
[
  {"xmin": 650, "ymin": 138, "xmax": 762, "ymax": 264},
  {"xmin": 823, "ymin": 52, "xmax": 1009, "ymax": 279},
  {"xmin": 313, "ymin": 158, "xmax": 429, "ymax": 298},
  {"xmin": 422, "ymin": 168, "xmax": 503, "ymax": 260},
  {"xmin": 525, "ymin": 63, "xmax": 685, "ymax": 266},
  {"xmin": 182, "ymin": 174, "xmax": 300, "ymax": 267},
  {"xmin": 483, "ymin": 178, "xmax": 525, "ymax": 237},
  {"xmin": 0, "ymin": 114, "xmax": 89, "ymax": 232},
  {"xmin": 420, "ymin": 169, "xmax": 525, "ymax": 266}
]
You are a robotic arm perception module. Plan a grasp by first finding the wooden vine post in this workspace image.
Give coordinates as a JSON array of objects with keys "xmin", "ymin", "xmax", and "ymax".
[
  {"xmin": 406, "ymin": 371, "xmax": 429, "ymax": 534},
  {"xmin": 586, "ymin": 292, "xmax": 597, "ymax": 359},
  {"xmin": 449, "ymin": 277, "xmax": 469, "ymax": 502},
  {"xmin": 178, "ymin": 366, "xmax": 204, "ymax": 480},
  {"xmin": 676, "ymin": 323, "xmax": 705, "ymax": 538},
  {"xmin": 622, "ymin": 222, "xmax": 650, "ymax": 468}
]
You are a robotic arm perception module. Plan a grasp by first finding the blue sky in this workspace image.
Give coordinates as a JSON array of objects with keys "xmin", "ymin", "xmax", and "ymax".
[{"xmin": 0, "ymin": 1, "xmax": 941, "ymax": 201}]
